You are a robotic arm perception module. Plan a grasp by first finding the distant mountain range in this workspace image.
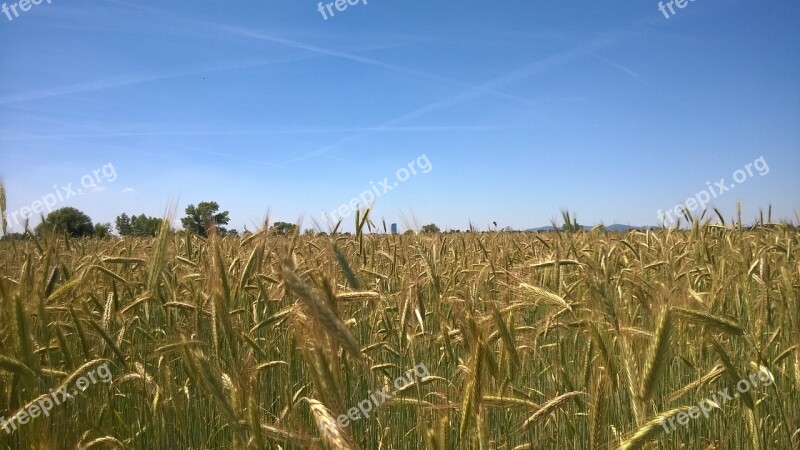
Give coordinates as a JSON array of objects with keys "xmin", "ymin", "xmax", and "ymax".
[{"xmin": 525, "ymin": 224, "xmax": 657, "ymax": 232}]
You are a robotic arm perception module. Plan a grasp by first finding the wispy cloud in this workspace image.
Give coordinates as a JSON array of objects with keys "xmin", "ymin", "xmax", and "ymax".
[
  {"xmin": 99, "ymin": 0, "xmax": 539, "ymax": 108},
  {"xmin": 290, "ymin": 34, "xmax": 619, "ymax": 163},
  {"xmin": 0, "ymin": 56, "xmax": 312, "ymax": 106},
  {"xmin": 589, "ymin": 53, "xmax": 640, "ymax": 78}
]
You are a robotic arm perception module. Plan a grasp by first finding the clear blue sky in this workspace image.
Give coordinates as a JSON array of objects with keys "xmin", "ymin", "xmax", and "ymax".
[{"xmin": 1, "ymin": 0, "xmax": 798, "ymax": 232}]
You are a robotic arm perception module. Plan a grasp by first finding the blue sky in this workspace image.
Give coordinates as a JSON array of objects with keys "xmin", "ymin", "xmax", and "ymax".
[{"xmin": 1, "ymin": 0, "xmax": 798, "ymax": 232}]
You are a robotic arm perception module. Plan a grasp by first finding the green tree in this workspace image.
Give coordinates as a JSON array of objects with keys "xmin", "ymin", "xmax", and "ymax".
[
  {"xmin": 131, "ymin": 214, "xmax": 162, "ymax": 236},
  {"xmin": 270, "ymin": 221, "xmax": 297, "ymax": 236},
  {"xmin": 35, "ymin": 207, "xmax": 94, "ymax": 237},
  {"xmin": 421, "ymin": 223, "xmax": 441, "ymax": 233},
  {"xmin": 115, "ymin": 213, "xmax": 133, "ymax": 235},
  {"xmin": 94, "ymin": 223, "xmax": 113, "ymax": 238},
  {"xmin": 181, "ymin": 201, "xmax": 229, "ymax": 236},
  {"xmin": 116, "ymin": 213, "xmax": 163, "ymax": 236}
]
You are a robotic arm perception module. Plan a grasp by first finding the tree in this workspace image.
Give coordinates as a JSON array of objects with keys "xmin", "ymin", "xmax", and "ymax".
[
  {"xmin": 137, "ymin": 214, "xmax": 162, "ymax": 236},
  {"xmin": 35, "ymin": 207, "xmax": 94, "ymax": 237},
  {"xmin": 116, "ymin": 213, "xmax": 163, "ymax": 236},
  {"xmin": 421, "ymin": 223, "xmax": 441, "ymax": 233},
  {"xmin": 115, "ymin": 213, "xmax": 133, "ymax": 236},
  {"xmin": 270, "ymin": 221, "xmax": 297, "ymax": 236},
  {"xmin": 131, "ymin": 214, "xmax": 161, "ymax": 236},
  {"xmin": 93, "ymin": 223, "xmax": 113, "ymax": 238},
  {"xmin": 181, "ymin": 201, "xmax": 230, "ymax": 236}
]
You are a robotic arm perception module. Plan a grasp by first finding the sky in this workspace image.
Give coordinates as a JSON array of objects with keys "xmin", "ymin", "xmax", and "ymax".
[{"xmin": 1, "ymin": 0, "xmax": 798, "ymax": 233}]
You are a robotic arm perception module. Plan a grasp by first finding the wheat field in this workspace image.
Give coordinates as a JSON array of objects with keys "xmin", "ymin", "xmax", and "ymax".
[{"xmin": 1, "ymin": 215, "xmax": 798, "ymax": 449}]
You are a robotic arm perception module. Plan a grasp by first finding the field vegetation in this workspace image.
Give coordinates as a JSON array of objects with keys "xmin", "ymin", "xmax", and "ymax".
[{"xmin": 0, "ymin": 211, "xmax": 798, "ymax": 449}]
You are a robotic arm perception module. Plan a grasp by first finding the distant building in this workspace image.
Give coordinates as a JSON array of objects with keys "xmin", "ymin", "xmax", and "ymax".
[{"xmin": 391, "ymin": 223, "xmax": 398, "ymax": 234}]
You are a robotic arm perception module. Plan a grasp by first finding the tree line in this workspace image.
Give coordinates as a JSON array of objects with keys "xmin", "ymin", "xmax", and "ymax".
[
  {"xmin": 0, "ymin": 201, "xmax": 304, "ymax": 239},
  {"xmin": 1, "ymin": 200, "xmax": 451, "ymax": 239}
]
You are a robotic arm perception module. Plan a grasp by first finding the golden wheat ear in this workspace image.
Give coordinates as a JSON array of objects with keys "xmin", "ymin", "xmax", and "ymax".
[
  {"xmin": 639, "ymin": 309, "xmax": 673, "ymax": 402},
  {"xmin": 614, "ymin": 407, "xmax": 691, "ymax": 450},
  {"xmin": 518, "ymin": 391, "xmax": 584, "ymax": 433},
  {"xmin": 282, "ymin": 262, "xmax": 364, "ymax": 363},
  {"xmin": 304, "ymin": 397, "xmax": 358, "ymax": 450},
  {"xmin": 589, "ymin": 375, "xmax": 609, "ymax": 450}
]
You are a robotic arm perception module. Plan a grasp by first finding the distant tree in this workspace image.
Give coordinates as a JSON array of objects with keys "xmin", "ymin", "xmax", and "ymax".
[
  {"xmin": 226, "ymin": 229, "xmax": 239, "ymax": 237},
  {"xmin": 93, "ymin": 223, "xmax": 113, "ymax": 238},
  {"xmin": 132, "ymin": 214, "xmax": 162, "ymax": 236},
  {"xmin": 421, "ymin": 223, "xmax": 441, "ymax": 233},
  {"xmin": 115, "ymin": 213, "xmax": 133, "ymax": 235},
  {"xmin": 181, "ymin": 202, "xmax": 230, "ymax": 236},
  {"xmin": 35, "ymin": 207, "xmax": 94, "ymax": 237},
  {"xmin": 270, "ymin": 221, "xmax": 297, "ymax": 236},
  {"xmin": 116, "ymin": 213, "xmax": 163, "ymax": 236}
]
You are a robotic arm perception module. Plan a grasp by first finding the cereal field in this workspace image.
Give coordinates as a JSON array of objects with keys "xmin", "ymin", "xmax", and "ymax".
[{"xmin": 1, "ymin": 220, "xmax": 798, "ymax": 449}]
